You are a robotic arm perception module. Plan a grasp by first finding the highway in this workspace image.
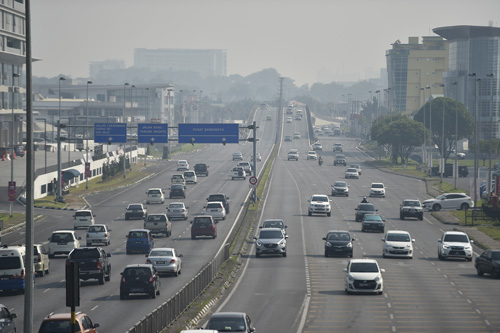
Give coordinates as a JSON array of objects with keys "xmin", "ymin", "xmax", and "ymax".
[{"xmin": 1, "ymin": 106, "xmax": 278, "ymax": 332}]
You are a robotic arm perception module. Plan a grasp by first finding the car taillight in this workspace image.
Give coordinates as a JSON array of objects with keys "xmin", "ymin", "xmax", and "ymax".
[
  {"xmin": 20, "ymin": 269, "xmax": 25, "ymax": 280},
  {"xmin": 104, "ymin": 233, "xmax": 108, "ymax": 237},
  {"xmin": 37, "ymin": 256, "xmax": 41, "ymax": 263},
  {"xmin": 86, "ymin": 234, "xmax": 90, "ymax": 238},
  {"xmin": 121, "ymin": 276, "xmax": 126, "ymax": 283},
  {"xmin": 97, "ymin": 261, "xmax": 102, "ymax": 270},
  {"xmin": 146, "ymin": 259, "xmax": 152, "ymax": 264},
  {"xmin": 169, "ymin": 259, "xmax": 176, "ymax": 264},
  {"xmin": 148, "ymin": 275, "xmax": 155, "ymax": 283}
]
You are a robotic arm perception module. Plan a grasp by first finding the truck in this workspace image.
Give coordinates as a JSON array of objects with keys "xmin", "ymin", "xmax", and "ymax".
[{"xmin": 66, "ymin": 247, "xmax": 111, "ymax": 285}]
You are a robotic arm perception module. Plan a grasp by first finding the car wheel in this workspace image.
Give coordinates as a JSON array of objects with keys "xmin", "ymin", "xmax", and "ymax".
[
  {"xmin": 191, "ymin": 235, "xmax": 195, "ymax": 240},
  {"xmin": 419, "ymin": 214, "xmax": 423, "ymax": 221},
  {"xmin": 49, "ymin": 254, "xmax": 54, "ymax": 259},
  {"xmin": 125, "ymin": 216, "xmax": 129, "ymax": 220},
  {"xmin": 120, "ymin": 292, "xmax": 127, "ymax": 300},
  {"xmin": 256, "ymin": 252, "xmax": 261, "ymax": 258},
  {"xmin": 460, "ymin": 203, "xmax": 469, "ymax": 210},
  {"xmin": 400, "ymin": 214, "xmax": 404, "ymax": 220},
  {"xmin": 327, "ymin": 212, "xmax": 331, "ymax": 217},
  {"xmin": 156, "ymin": 289, "xmax": 160, "ymax": 296},
  {"xmin": 45, "ymin": 265, "xmax": 50, "ymax": 275},
  {"xmin": 38, "ymin": 269, "xmax": 44, "ymax": 277},
  {"xmin": 433, "ymin": 204, "xmax": 441, "ymax": 211},
  {"xmin": 466, "ymin": 257, "xmax": 472, "ymax": 262},
  {"xmin": 213, "ymin": 234, "xmax": 216, "ymax": 239},
  {"xmin": 476, "ymin": 267, "xmax": 484, "ymax": 276},
  {"xmin": 324, "ymin": 251, "xmax": 329, "ymax": 257},
  {"xmin": 282, "ymin": 251, "xmax": 287, "ymax": 257},
  {"xmin": 98, "ymin": 273, "xmax": 105, "ymax": 285},
  {"xmin": 151, "ymin": 291, "xmax": 156, "ymax": 299},
  {"xmin": 345, "ymin": 289, "xmax": 351, "ymax": 295},
  {"xmin": 438, "ymin": 252, "xmax": 445, "ymax": 260},
  {"xmin": 105, "ymin": 270, "xmax": 111, "ymax": 281},
  {"xmin": 174, "ymin": 269, "xmax": 179, "ymax": 277},
  {"xmin": 361, "ymin": 227, "xmax": 365, "ymax": 232},
  {"xmin": 308, "ymin": 211, "xmax": 312, "ymax": 216},
  {"xmin": 494, "ymin": 270, "xmax": 500, "ymax": 279}
]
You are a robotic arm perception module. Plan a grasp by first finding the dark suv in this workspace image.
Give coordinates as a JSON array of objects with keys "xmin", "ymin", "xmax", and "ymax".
[
  {"xmin": 191, "ymin": 216, "xmax": 217, "ymax": 239},
  {"xmin": 194, "ymin": 163, "xmax": 209, "ymax": 176},
  {"xmin": 207, "ymin": 193, "xmax": 230, "ymax": 213},
  {"xmin": 120, "ymin": 264, "xmax": 160, "ymax": 300},
  {"xmin": 169, "ymin": 184, "xmax": 186, "ymax": 198}
]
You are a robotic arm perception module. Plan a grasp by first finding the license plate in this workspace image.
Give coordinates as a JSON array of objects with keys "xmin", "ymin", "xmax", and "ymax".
[
  {"xmin": 199, "ymin": 226, "xmax": 206, "ymax": 228},
  {"xmin": 156, "ymin": 261, "xmax": 165, "ymax": 264},
  {"xmin": 58, "ymin": 241, "xmax": 67, "ymax": 245},
  {"xmin": 130, "ymin": 288, "xmax": 143, "ymax": 292},
  {"xmin": 335, "ymin": 249, "xmax": 342, "ymax": 252},
  {"xmin": 80, "ymin": 219, "xmax": 87, "ymax": 221},
  {"xmin": 211, "ymin": 209, "xmax": 218, "ymax": 212},
  {"xmin": 152, "ymin": 195, "xmax": 158, "ymax": 197},
  {"xmin": 359, "ymin": 283, "xmax": 368, "ymax": 287},
  {"xmin": 134, "ymin": 241, "xmax": 142, "ymax": 244},
  {"xmin": 0, "ymin": 277, "xmax": 9, "ymax": 280}
]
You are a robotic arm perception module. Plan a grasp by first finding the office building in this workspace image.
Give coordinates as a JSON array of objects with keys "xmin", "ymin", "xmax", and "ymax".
[{"xmin": 89, "ymin": 59, "xmax": 125, "ymax": 78}]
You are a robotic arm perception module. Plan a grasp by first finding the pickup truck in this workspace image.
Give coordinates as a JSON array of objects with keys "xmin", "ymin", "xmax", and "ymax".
[{"xmin": 66, "ymin": 247, "xmax": 111, "ymax": 285}]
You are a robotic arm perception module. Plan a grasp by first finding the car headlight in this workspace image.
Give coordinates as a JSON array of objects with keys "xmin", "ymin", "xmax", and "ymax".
[
  {"xmin": 442, "ymin": 244, "xmax": 450, "ymax": 249},
  {"xmin": 325, "ymin": 242, "xmax": 332, "ymax": 247},
  {"xmin": 406, "ymin": 244, "xmax": 412, "ymax": 248},
  {"xmin": 464, "ymin": 246, "xmax": 471, "ymax": 250},
  {"xmin": 256, "ymin": 240, "xmax": 263, "ymax": 247},
  {"xmin": 278, "ymin": 240, "xmax": 286, "ymax": 246},
  {"xmin": 347, "ymin": 274, "xmax": 356, "ymax": 282},
  {"xmin": 375, "ymin": 276, "xmax": 381, "ymax": 282},
  {"xmin": 346, "ymin": 242, "xmax": 352, "ymax": 248}
]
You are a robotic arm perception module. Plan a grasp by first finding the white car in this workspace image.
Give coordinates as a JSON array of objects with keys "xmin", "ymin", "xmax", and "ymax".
[
  {"xmin": 381, "ymin": 230, "xmax": 415, "ymax": 259},
  {"xmin": 73, "ymin": 209, "xmax": 95, "ymax": 229},
  {"xmin": 293, "ymin": 132, "xmax": 301, "ymax": 139},
  {"xmin": 345, "ymin": 168, "xmax": 359, "ymax": 179},
  {"xmin": 251, "ymin": 153, "xmax": 262, "ymax": 161},
  {"xmin": 344, "ymin": 259, "xmax": 384, "ymax": 295},
  {"xmin": 183, "ymin": 171, "xmax": 197, "ymax": 184},
  {"xmin": 176, "ymin": 160, "xmax": 189, "ymax": 171},
  {"xmin": 203, "ymin": 201, "xmax": 226, "ymax": 220},
  {"xmin": 286, "ymin": 117, "xmax": 292, "ymax": 123},
  {"xmin": 166, "ymin": 202, "xmax": 189, "ymax": 220},
  {"xmin": 146, "ymin": 247, "xmax": 183, "ymax": 277},
  {"xmin": 306, "ymin": 151, "xmax": 318, "ymax": 160},
  {"xmin": 86, "ymin": 224, "xmax": 111, "ymax": 246},
  {"xmin": 312, "ymin": 142, "xmax": 323, "ymax": 151},
  {"xmin": 438, "ymin": 231, "xmax": 474, "ymax": 261},
  {"xmin": 369, "ymin": 183, "xmax": 386, "ymax": 197},
  {"xmin": 350, "ymin": 164, "xmax": 362, "ymax": 175},
  {"xmin": 171, "ymin": 174, "xmax": 186, "ymax": 185},
  {"xmin": 308, "ymin": 194, "xmax": 332, "ymax": 217},
  {"xmin": 48, "ymin": 230, "xmax": 81, "ymax": 258},
  {"xmin": 231, "ymin": 166, "xmax": 246, "ymax": 180},
  {"xmin": 287, "ymin": 149, "xmax": 299, "ymax": 161},
  {"xmin": 145, "ymin": 188, "xmax": 165, "ymax": 204},
  {"xmin": 232, "ymin": 152, "xmax": 243, "ymax": 160},
  {"xmin": 237, "ymin": 161, "xmax": 252, "ymax": 174},
  {"xmin": 422, "ymin": 193, "xmax": 473, "ymax": 211}
]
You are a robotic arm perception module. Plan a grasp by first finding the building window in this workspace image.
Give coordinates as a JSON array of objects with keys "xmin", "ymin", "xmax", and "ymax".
[{"xmin": 41, "ymin": 184, "xmax": 46, "ymax": 194}]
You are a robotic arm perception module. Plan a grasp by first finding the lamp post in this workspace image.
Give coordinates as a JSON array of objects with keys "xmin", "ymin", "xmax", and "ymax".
[
  {"xmin": 451, "ymin": 82, "xmax": 458, "ymax": 189},
  {"xmin": 85, "ymin": 80, "xmax": 92, "ymax": 189},
  {"xmin": 440, "ymin": 84, "xmax": 446, "ymax": 183},
  {"xmin": 167, "ymin": 88, "xmax": 173, "ymax": 155},
  {"xmin": 35, "ymin": 118, "xmax": 47, "ymax": 174},
  {"xmin": 487, "ymin": 74, "xmax": 494, "ymax": 195},
  {"xmin": 420, "ymin": 87, "xmax": 426, "ymax": 164},
  {"xmin": 123, "ymin": 82, "xmax": 129, "ymax": 178},
  {"xmin": 10, "ymin": 72, "xmax": 20, "ymax": 217},
  {"xmin": 469, "ymin": 73, "xmax": 478, "ymax": 206},
  {"xmin": 145, "ymin": 87, "xmax": 150, "ymax": 166},
  {"xmin": 56, "ymin": 76, "xmax": 66, "ymax": 203},
  {"xmin": 426, "ymin": 85, "xmax": 433, "ymax": 172},
  {"xmin": 129, "ymin": 85, "xmax": 135, "ymax": 171}
]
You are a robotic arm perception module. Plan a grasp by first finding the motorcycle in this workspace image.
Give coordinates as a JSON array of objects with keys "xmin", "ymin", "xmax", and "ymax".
[{"xmin": 318, "ymin": 157, "xmax": 323, "ymax": 166}]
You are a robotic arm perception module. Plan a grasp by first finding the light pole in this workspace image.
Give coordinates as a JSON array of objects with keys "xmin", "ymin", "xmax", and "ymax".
[
  {"xmin": 451, "ymin": 82, "xmax": 458, "ymax": 189},
  {"xmin": 35, "ymin": 118, "xmax": 47, "ymax": 174},
  {"xmin": 129, "ymin": 85, "xmax": 135, "ymax": 171},
  {"xmin": 167, "ymin": 88, "xmax": 173, "ymax": 156},
  {"xmin": 123, "ymin": 82, "xmax": 129, "ymax": 178},
  {"xmin": 426, "ymin": 85, "xmax": 433, "ymax": 172},
  {"xmin": 469, "ymin": 73, "xmax": 478, "ymax": 206},
  {"xmin": 85, "ymin": 80, "xmax": 92, "ymax": 189},
  {"xmin": 487, "ymin": 74, "xmax": 494, "ymax": 195},
  {"xmin": 145, "ymin": 87, "xmax": 150, "ymax": 166},
  {"xmin": 10, "ymin": 72, "xmax": 20, "ymax": 217},
  {"xmin": 440, "ymin": 84, "xmax": 446, "ymax": 183},
  {"xmin": 420, "ymin": 87, "xmax": 426, "ymax": 164},
  {"xmin": 56, "ymin": 76, "xmax": 66, "ymax": 203}
]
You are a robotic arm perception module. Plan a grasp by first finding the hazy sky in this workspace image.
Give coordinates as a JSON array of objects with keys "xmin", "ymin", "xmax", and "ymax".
[{"xmin": 31, "ymin": 0, "xmax": 499, "ymax": 86}]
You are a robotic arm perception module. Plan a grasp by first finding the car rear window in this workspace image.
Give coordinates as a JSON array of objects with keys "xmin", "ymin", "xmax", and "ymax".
[
  {"xmin": 169, "ymin": 204, "xmax": 183, "ymax": 209},
  {"xmin": 128, "ymin": 205, "xmax": 143, "ymax": 210},
  {"xmin": 148, "ymin": 215, "xmax": 167, "ymax": 222},
  {"xmin": 171, "ymin": 185, "xmax": 184, "ymax": 190},
  {"xmin": 194, "ymin": 217, "xmax": 212, "ymax": 226},
  {"xmin": 358, "ymin": 204, "xmax": 375, "ymax": 211},
  {"xmin": 88, "ymin": 226, "xmax": 105, "ymax": 232},
  {"xmin": 50, "ymin": 233, "xmax": 74, "ymax": 242},
  {"xmin": 327, "ymin": 233, "xmax": 350, "ymax": 241},
  {"xmin": 149, "ymin": 250, "xmax": 173, "ymax": 257},
  {"xmin": 207, "ymin": 203, "xmax": 222, "ymax": 209},
  {"xmin": 0, "ymin": 257, "xmax": 22, "ymax": 269},
  {"xmin": 129, "ymin": 231, "xmax": 148, "ymax": 238},
  {"xmin": 208, "ymin": 195, "xmax": 224, "ymax": 201},
  {"xmin": 39, "ymin": 320, "xmax": 72, "ymax": 333},
  {"xmin": 75, "ymin": 211, "xmax": 91, "ymax": 217},
  {"xmin": 124, "ymin": 267, "xmax": 152, "ymax": 277},
  {"xmin": 148, "ymin": 190, "xmax": 161, "ymax": 194},
  {"xmin": 70, "ymin": 248, "xmax": 99, "ymax": 259}
]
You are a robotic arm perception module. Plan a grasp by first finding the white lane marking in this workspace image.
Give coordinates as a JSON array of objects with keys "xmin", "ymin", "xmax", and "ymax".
[
  {"xmin": 443, "ymin": 274, "xmax": 448, "ymax": 278},
  {"xmin": 485, "ymin": 320, "xmax": 490, "ymax": 326},
  {"xmin": 476, "ymin": 309, "xmax": 481, "ymax": 314},
  {"xmin": 458, "ymin": 290, "xmax": 463, "ymax": 295},
  {"xmin": 43, "ymin": 289, "xmax": 51, "ymax": 293},
  {"xmin": 467, "ymin": 299, "xmax": 472, "ymax": 304},
  {"xmin": 91, "ymin": 305, "xmax": 99, "ymax": 311},
  {"xmin": 387, "ymin": 302, "xmax": 392, "ymax": 308},
  {"xmin": 450, "ymin": 281, "xmax": 455, "ymax": 287}
]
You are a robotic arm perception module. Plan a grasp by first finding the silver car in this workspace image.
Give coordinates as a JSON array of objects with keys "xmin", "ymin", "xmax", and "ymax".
[
  {"xmin": 145, "ymin": 247, "xmax": 183, "ymax": 276},
  {"xmin": 166, "ymin": 202, "xmax": 189, "ymax": 220},
  {"xmin": 254, "ymin": 227, "xmax": 288, "ymax": 257},
  {"xmin": 86, "ymin": 224, "xmax": 111, "ymax": 246}
]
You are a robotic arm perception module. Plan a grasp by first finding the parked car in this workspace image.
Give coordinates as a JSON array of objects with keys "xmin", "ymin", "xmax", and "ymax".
[
  {"xmin": 38, "ymin": 312, "xmax": 99, "ymax": 333},
  {"xmin": 203, "ymin": 201, "xmax": 226, "ymax": 221},
  {"xmin": 125, "ymin": 203, "xmax": 148, "ymax": 220},
  {"xmin": 323, "ymin": 230, "xmax": 354, "ymax": 257},
  {"xmin": 34, "ymin": 244, "xmax": 50, "ymax": 277},
  {"xmin": 145, "ymin": 247, "xmax": 183, "ymax": 277},
  {"xmin": 344, "ymin": 259, "xmax": 384, "ymax": 295},
  {"xmin": 232, "ymin": 152, "xmax": 243, "ymax": 161},
  {"xmin": 438, "ymin": 231, "xmax": 473, "ymax": 261},
  {"xmin": 66, "ymin": 247, "xmax": 112, "ymax": 285},
  {"xmin": 331, "ymin": 181, "xmax": 349, "ymax": 196},
  {"xmin": 206, "ymin": 312, "xmax": 256, "ymax": 333},
  {"xmin": 166, "ymin": 202, "xmax": 189, "ymax": 220},
  {"xmin": 183, "ymin": 170, "xmax": 197, "ymax": 184},
  {"xmin": 176, "ymin": 160, "xmax": 189, "ymax": 171},
  {"xmin": 86, "ymin": 224, "xmax": 111, "ymax": 246},
  {"xmin": 0, "ymin": 304, "xmax": 16, "ymax": 333},
  {"xmin": 143, "ymin": 214, "xmax": 172, "ymax": 237},
  {"xmin": 355, "ymin": 203, "xmax": 377, "ymax": 222},
  {"xmin": 194, "ymin": 163, "xmax": 209, "ymax": 176},
  {"xmin": 73, "ymin": 209, "xmax": 96, "ymax": 230},
  {"xmin": 475, "ymin": 249, "xmax": 500, "ymax": 278},
  {"xmin": 145, "ymin": 188, "xmax": 165, "ymax": 204},
  {"xmin": 400, "ymin": 199, "xmax": 424, "ymax": 220},
  {"xmin": 308, "ymin": 194, "xmax": 332, "ymax": 216},
  {"xmin": 207, "ymin": 193, "xmax": 230, "ymax": 213},
  {"xmin": 369, "ymin": 183, "xmax": 386, "ymax": 197},
  {"xmin": 120, "ymin": 264, "xmax": 160, "ymax": 300},
  {"xmin": 381, "ymin": 230, "xmax": 415, "ymax": 258},
  {"xmin": 169, "ymin": 184, "xmax": 186, "ymax": 199},
  {"xmin": 345, "ymin": 168, "xmax": 359, "ymax": 179},
  {"xmin": 361, "ymin": 214, "xmax": 385, "ymax": 233},
  {"xmin": 48, "ymin": 230, "xmax": 81, "ymax": 258},
  {"xmin": 191, "ymin": 216, "xmax": 217, "ymax": 239},
  {"xmin": 423, "ymin": 193, "xmax": 473, "ymax": 211},
  {"xmin": 126, "ymin": 229, "xmax": 154, "ymax": 254}
]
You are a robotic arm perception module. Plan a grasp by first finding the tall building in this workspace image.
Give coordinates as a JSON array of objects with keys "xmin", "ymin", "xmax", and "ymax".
[
  {"xmin": 89, "ymin": 59, "xmax": 125, "ymax": 78},
  {"xmin": 134, "ymin": 48, "xmax": 227, "ymax": 77},
  {"xmin": 434, "ymin": 25, "xmax": 500, "ymax": 140},
  {"xmin": 386, "ymin": 36, "xmax": 448, "ymax": 113}
]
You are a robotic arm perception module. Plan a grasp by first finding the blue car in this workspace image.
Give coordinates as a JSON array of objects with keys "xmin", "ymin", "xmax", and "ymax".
[{"xmin": 126, "ymin": 229, "xmax": 154, "ymax": 254}]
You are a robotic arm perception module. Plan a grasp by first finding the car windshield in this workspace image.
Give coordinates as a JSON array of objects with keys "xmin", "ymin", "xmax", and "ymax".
[
  {"xmin": 148, "ymin": 215, "xmax": 166, "ymax": 221},
  {"xmin": 327, "ymin": 233, "xmax": 350, "ymax": 241},
  {"xmin": 0, "ymin": 257, "xmax": 21, "ymax": 269},
  {"xmin": 149, "ymin": 250, "xmax": 173, "ymax": 257},
  {"xmin": 263, "ymin": 220, "xmax": 284, "ymax": 228},
  {"xmin": 128, "ymin": 205, "xmax": 142, "ymax": 210},
  {"xmin": 334, "ymin": 182, "xmax": 347, "ymax": 187},
  {"xmin": 88, "ymin": 226, "xmax": 105, "ymax": 232},
  {"xmin": 372, "ymin": 184, "xmax": 384, "ymax": 189},
  {"xmin": 358, "ymin": 204, "xmax": 375, "ymax": 211},
  {"xmin": 312, "ymin": 196, "xmax": 328, "ymax": 202},
  {"xmin": 208, "ymin": 317, "xmax": 246, "ymax": 331},
  {"xmin": 169, "ymin": 204, "xmax": 183, "ymax": 209},
  {"xmin": 259, "ymin": 230, "xmax": 283, "ymax": 239},
  {"xmin": 443, "ymin": 234, "xmax": 469, "ymax": 242},
  {"xmin": 364, "ymin": 215, "xmax": 382, "ymax": 221},
  {"xmin": 347, "ymin": 169, "xmax": 357, "ymax": 172},
  {"xmin": 386, "ymin": 233, "xmax": 411, "ymax": 242},
  {"xmin": 350, "ymin": 262, "xmax": 379, "ymax": 273},
  {"xmin": 404, "ymin": 200, "xmax": 421, "ymax": 207}
]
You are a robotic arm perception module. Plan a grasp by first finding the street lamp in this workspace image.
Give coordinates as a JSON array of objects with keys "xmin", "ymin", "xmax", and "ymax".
[
  {"xmin": 10, "ymin": 72, "xmax": 20, "ymax": 217},
  {"xmin": 129, "ymin": 85, "xmax": 135, "ymax": 171},
  {"xmin": 487, "ymin": 73, "xmax": 494, "ymax": 195},
  {"xmin": 56, "ymin": 76, "xmax": 66, "ymax": 203},
  {"xmin": 167, "ymin": 88, "xmax": 173, "ymax": 156},
  {"xmin": 123, "ymin": 82, "xmax": 129, "ymax": 178},
  {"xmin": 469, "ymin": 73, "xmax": 479, "ymax": 206},
  {"xmin": 426, "ymin": 85, "xmax": 433, "ymax": 171},
  {"xmin": 35, "ymin": 118, "xmax": 47, "ymax": 175},
  {"xmin": 420, "ymin": 87, "xmax": 426, "ymax": 164},
  {"xmin": 85, "ymin": 80, "xmax": 92, "ymax": 189},
  {"xmin": 451, "ymin": 82, "xmax": 458, "ymax": 189},
  {"xmin": 439, "ymin": 84, "xmax": 446, "ymax": 183}
]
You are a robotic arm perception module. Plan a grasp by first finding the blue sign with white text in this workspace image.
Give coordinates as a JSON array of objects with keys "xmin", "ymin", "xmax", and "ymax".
[
  {"xmin": 178, "ymin": 123, "xmax": 239, "ymax": 144},
  {"xmin": 94, "ymin": 123, "xmax": 127, "ymax": 143},
  {"xmin": 137, "ymin": 123, "xmax": 168, "ymax": 143}
]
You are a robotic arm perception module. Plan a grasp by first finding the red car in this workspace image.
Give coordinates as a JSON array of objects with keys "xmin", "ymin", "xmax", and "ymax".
[{"xmin": 190, "ymin": 215, "xmax": 217, "ymax": 239}]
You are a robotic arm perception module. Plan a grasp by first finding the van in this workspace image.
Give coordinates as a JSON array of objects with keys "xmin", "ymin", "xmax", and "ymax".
[
  {"xmin": 145, "ymin": 188, "xmax": 165, "ymax": 204},
  {"xmin": 48, "ymin": 230, "xmax": 81, "ymax": 258},
  {"xmin": 126, "ymin": 229, "xmax": 154, "ymax": 254},
  {"xmin": 73, "ymin": 209, "xmax": 95, "ymax": 229},
  {"xmin": 183, "ymin": 170, "xmax": 197, "ymax": 184},
  {"xmin": 0, "ymin": 245, "xmax": 29, "ymax": 294}
]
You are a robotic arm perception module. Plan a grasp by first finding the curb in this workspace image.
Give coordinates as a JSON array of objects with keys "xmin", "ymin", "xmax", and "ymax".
[{"xmin": 34, "ymin": 206, "xmax": 77, "ymax": 211}]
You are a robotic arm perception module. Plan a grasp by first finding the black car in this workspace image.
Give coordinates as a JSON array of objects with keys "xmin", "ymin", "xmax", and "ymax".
[
  {"xmin": 120, "ymin": 264, "xmax": 160, "ymax": 300},
  {"xmin": 361, "ymin": 214, "xmax": 385, "ymax": 232},
  {"xmin": 194, "ymin": 163, "xmax": 209, "ymax": 176},
  {"xmin": 0, "ymin": 304, "xmax": 16, "ymax": 333},
  {"xmin": 475, "ymin": 250, "xmax": 500, "ymax": 278},
  {"xmin": 355, "ymin": 203, "xmax": 377, "ymax": 222},
  {"xmin": 323, "ymin": 230, "xmax": 354, "ymax": 257},
  {"xmin": 169, "ymin": 184, "xmax": 186, "ymax": 198},
  {"xmin": 207, "ymin": 193, "xmax": 230, "ymax": 213},
  {"xmin": 207, "ymin": 312, "xmax": 256, "ymax": 332},
  {"xmin": 125, "ymin": 203, "xmax": 147, "ymax": 220}
]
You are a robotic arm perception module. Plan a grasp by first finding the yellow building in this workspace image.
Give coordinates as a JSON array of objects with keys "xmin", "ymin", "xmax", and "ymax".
[{"xmin": 386, "ymin": 36, "xmax": 448, "ymax": 113}]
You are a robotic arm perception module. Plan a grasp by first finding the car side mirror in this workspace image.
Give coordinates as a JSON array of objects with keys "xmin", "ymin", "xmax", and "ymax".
[
  {"xmin": 178, "ymin": 254, "xmax": 183, "ymax": 257},
  {"xmin": 94, "ymin": 324, "xmax": 100, "ymax": 329},
  {"xmin": 355, "ymin": 208, "xmax": 358, "ymax": 210},
  {"xmin": 380, "ymin": 268, "xmax": 386, "ymax": 273},
  {"xmin": 412, "ymin": 239, "xmax": 415, "ymax": 242},
  {"xmin": 253, "ymin": 236, "xmax": 257, "ymax": 240},
  {"xmin": 285, "ymin": 225, "xmax": 288, "ymax": 228},
  {"xmin": 259, "ymin": 226, "xmax": 263, "ymax": 228},
  {"xmin": 145, "ymin": 254, "xmax": 148, "ymax": 257},
  {"xmin": 351, "ymin": 238, "xmax": 356, "ymax": 241},
  {"xmin": 186, "ymin": 206, "xmax": 189, "ymax": 209},
  {"xmin": 438, "ymin": 239, "xmax": 442, "ymax": 242},
  {"xmin": 381, "ymin": 238, "xmax": 385, "ymax": 241},
  {"xmin": 190, "ymin": 221, "xmax": 193, "ymax": 224},
  {"xmin": 343, "ymin": 268, "xmax": 347, "ymax": 272},
  {"xmin": 93, "ymin": 214, "xmax": 96, "ymax": 217},
  {"xmin": 145, "ymin": 192, "xmax": 147, "ymax": 194},
  {"xmin": 470, "ymin": 240, "xmax": 474, "ymax": 243},
  {"xmin": 285, "ymin": 235, "xmax": 289, "ymax": 239},
  {"xmin": 10, "ymin": 313, "xmax": 16, "ymax": 319},
  {"xmin": 72, "ymin": 215, "xmax": 75, "ymax": 218},
  {"xmin": 107, "ymin": 253, "xmax": 111, "ymax": 257},
  {"xmin": 375, "ymin": 209, "xmax": 378, "ymax": 211},
  {"xmin": 77, "ymin": 237, "xmax": 82, "ymax": 240},
  {"xmin": 322, "ymin": 237, "xmax": 326, "ymax": 240}
]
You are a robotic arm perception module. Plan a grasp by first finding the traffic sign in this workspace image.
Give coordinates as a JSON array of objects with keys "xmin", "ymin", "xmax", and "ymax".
[
  {"xmin": 249, "ymin": 176, "xmax": 258, "ymax": 185},
  {"xmin": 137, "ymin": 123, "xmax": 168, "ymax": 143},
  {"xmin": 94, "ymin": 123, "xmax": 127, "ymax": 144},
  {"xmin": 178, "ymin": 123, "xmax": 239, "ymax": 144}
]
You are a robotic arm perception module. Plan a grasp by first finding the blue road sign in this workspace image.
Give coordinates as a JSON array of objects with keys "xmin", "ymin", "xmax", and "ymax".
[
  {"xmin": 94, "ymin": 123, "xmax": 127, "ymax": 143},
  {"xmin": 178, "ymin": 123, "xmax": 239, "ymax": 144},
  {"xmin": 137, "ymin": 123, "xmax": 168, "ymax": 144}
]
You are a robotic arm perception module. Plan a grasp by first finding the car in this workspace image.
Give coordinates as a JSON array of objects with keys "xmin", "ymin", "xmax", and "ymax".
[
  {"xmin": 475, "ymin": 249, "xmax": 500, "ymax": 278},
  {"xmin": 171, "ymin": 174, "xmax": 186, "ymax": 186},
  {"xmin": 191, "ymin": 215, "xmax": 217, "ymax": 239},
  {"xmin": 334, "ymin": 154, "xmax": 346, "ymax": 166},
  {"xmin": 207, "ymin": 193, "xmax": 230, "ymax": 213},
  {"xmin": 176, "ymin": 160, "xmax": 189, "ymax": 171},
  {"xmin": 145, "ymin": 247, "xmax": 183, "ymax": 277},
  {"xmin": 13, "ymin": 145, "xmax": 24, "ymax": 157},
  {"xmin": 126, "ymin": 229, "xmax": 154, "ymax": 254},
  {"xmin": 382, "ymin": 230, "xmax": 415, "ymax": 258},
  {"xmin": 254, "ymin": 227, "xmax": 288, "ymax": 258},
  {"xmin": 333, "ymin": 143, "xmax": 343, "ymax": 152},
  {"xmin": 345, "ymin": 168, "xmax": 359, "ymax": 179},
  {"xmin": 237, "ymin": 161, "xmax": 252, "ymax": 174},
  {"xmin": 169, "ymin": 184, "xmax": 186, "ymax": 199},
  {"xmin": 369, "ymin": 183, "xmax": 386, "ymax": 197},
  {"xmin": 86, "ymin": 224, "xmax": 111, "ymax": 246},
  {"xmin": 293, "ymin": 132, "xmax": 301, "ymax": 139},
  {"xmin": 206, "ymin": 312, "xmax": 256, "ymax": 333},
  {"xmin": 120, "ymin": 264, "xmax": 160, "ymax": 300},
  {"xmin": 232, "ymin": 152, "xmax": 243, "ymax": 161},
  {"xmin": 423, "ymin": 193, "xmax": 474, "ymax": 211},
  {"xmin": 308, "ymin": 194, "xmax": 332, "ymax": 216},
  {"xmin": 34, "ymin": 244, "xmax": 50, "ymax": 277},
  {"xmin": 306, "ymin": 151, "xmax": 318, "ymax": 160},
  {"xmin": 251, "ymin": 153, "xmax": 262, "ymax": 161},
  {"xmin": 38, "ymin": 312, "xmax": 99, "ymax": 333},
  {"xmin": 361, "ymin": 214, "xmax": 385, "ymax": 233},
  {"xmin": 67, "ymin": 247, "xmax": 112, "ymax": 285},
  {"xmin": 400, "ymin": 199, "xmax": 424, "ymax": 220},
  {"xmin": 287, "ymin": 149, "xmax": 299, "ymax": 161},
  {"xmin": 0, "ymin": 246, "xmax": 30, "ymax": 294},
  {"xmin": 350, "ymin": 164, "xmax": 362, "ymax": 175},
  {"xmin": 166, "ymin": 202, "xmax": 189, "ymax": 220},
  {"xmin": 284, "ymin": 135, "xmax": 292, "ymax": 142},
  {"xmin": 295, "ymin": 115, "xmax": 302, "ymax": 120},
  {"xmin": 344, "ymin": 259, "xmax": 384, "ymax": 295},
  {"xmin": 145, "ymin": 188, "xmax": 165, "ymax": 204},
  {"xmin": 183, "ymin": 171, "xmax": 197, "ymax": 184},
  {"xmin": 355, "ymin": 203, "xmax": 377, "ymax": 222},
  {"xmin": 232, "ymin": 166, "xmax": 247, "ymax": 180},
  {"xmin": 73, "ymin": 209, "xmax": 96, "ymax": 229},
  {"xmin": 331, "ymin": 181, "xmax": 349, "ymax": 196},
  {"xmin": 48, "ymin": 230, "xmax": 81, "ymax": 258},
  {"xmin": 438, "ymin": 231, "xmax": 474, "ymax": 261},
  {"xmin": 323, "ymin": 230, "xmax": 354, "ymax": 257},
  {"xmin": 286, "ymin": 117, "xmax": 292, "ymax": 123},
  {"xmin": 203, "ymin": 201, "xmax": 226, "ymax": 221},
  {"xmin": 0, "ymin": 304, "xmax": 16, "ymax": 333},
  {"xmin": 125, "ymin": 203, "xmax": 148, "ymax": 220},
  {"xmin": 194, "ymin": 163, "xmax": 209, "ymax": 176},
  {"xmin": 143, "ymin": 213, "xmax": 172, "ymax": 237},
  {"xmin": 312, "ymin": 142, "xmax": 323, "ymax": 151},
  {"xmin": 260, "ymin": 219, "xmax": 287, "ymax": 235}
]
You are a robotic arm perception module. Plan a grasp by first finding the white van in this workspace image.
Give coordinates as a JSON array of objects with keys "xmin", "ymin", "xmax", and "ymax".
[
  {"xmin": 183, "ymin": 171, "xmax": 197, "ymax": 184},
  {"xmin": 48, "ymin": 230, "xmax": 81, "ymax": 258},
  {"xmin": 146, "ymin": 188, "xmax": 165, "ymax": 204},
  {"xmin": 0, "ymin": 245, "xmax": 29, "ymax": 294},
  {"xmin": 73, "ymin": 210, "xmax": 95, "ymax": 229}
]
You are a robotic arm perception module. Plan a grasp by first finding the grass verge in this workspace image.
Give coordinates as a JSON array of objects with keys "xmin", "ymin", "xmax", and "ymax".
[{"xmin": 0, "ymin": 213, "xmax": 25, "ymax": 230}]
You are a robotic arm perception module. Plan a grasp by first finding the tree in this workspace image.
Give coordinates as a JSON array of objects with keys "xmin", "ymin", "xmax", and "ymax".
[{"xmin": 413, "ymin": 97, "xmax": 474, "ymax": 165}]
